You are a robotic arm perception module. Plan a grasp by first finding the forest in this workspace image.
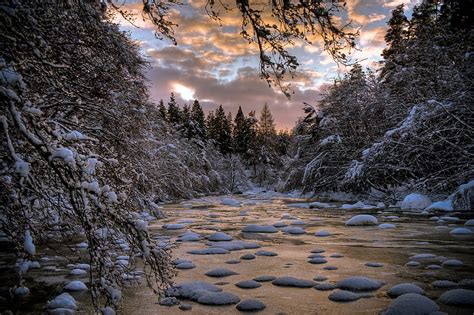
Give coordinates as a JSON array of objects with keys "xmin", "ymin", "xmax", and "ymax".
[{"xmin": 0, "ymin": 0, "xmax": 473, "ymax": 314}]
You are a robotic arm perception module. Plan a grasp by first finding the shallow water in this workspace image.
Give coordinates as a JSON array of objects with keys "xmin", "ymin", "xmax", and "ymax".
[
  {"xmin": 123, "ymin": 194, "xmax": 474, "ymax": 314},
  {"xmin": 2, "ymin": 193, "xmax": 474, "ymax": 314}
]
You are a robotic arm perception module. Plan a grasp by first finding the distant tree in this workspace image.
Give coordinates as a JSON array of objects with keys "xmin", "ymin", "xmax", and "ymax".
[
  {"xmin": 275, "ymin": 129, "xmax": 292, "ymax": 156},
  {"xmin": 233, "ymin": 106, "xmax": 249, "ymax": 155},
  {"xmin": 258, "ymin": 103, "xmax": 277, "ymax": 143},
  {"xmin": 190, "ymin": 99, "xmax": 207, "ymax": 139},
  {"xmin": 214, "ymin": 105, "xmax": 233, "ymax": 154},
  {"xmin": 179, "ymin": 104, "xmax": 192, "ymax": 138},
  {"xmin": 382, "ymin": 4, "xmax": 409, "ymax": 62},
  {"xmin": 158, "ymin": 99, "xmax": 168, "ymax": 121},
  {"xmin": 167, "ymin": 92, "xmax": 181, "ymax": 124}
]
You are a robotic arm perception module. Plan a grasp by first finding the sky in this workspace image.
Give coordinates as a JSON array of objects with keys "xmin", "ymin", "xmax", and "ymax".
[{"xmin": 115, "ymin": 0, "xmax": 420, "ymax": 129}]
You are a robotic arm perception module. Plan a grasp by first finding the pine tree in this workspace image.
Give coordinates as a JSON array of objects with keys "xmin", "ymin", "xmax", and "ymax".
[
  {"xmin": 213, "ymin": 105, "xmax": 233, "ymax": 154},
  {"xmin": 191, "ymin": 99, "xmax": 207, "ymax": 139},
  {"xmin": 382, "ymin": 4, "xmax": 409, "ymax": 61},
  {"xmin": 258, "ymin": 102, "xmax": 277, "ymax": 145},
  {"xmin": 233, "ymin": 106, "xmax": 249, "ymax": 155},
  {"xmin": 167, "ymin": 92, "xmax": 181, "ymax": 125},
  {"xmin": 179, "ymin": 104, "xmax": 192, "ymax": 138},
  {"xmin": 158, "ymin": 99, "xmax": 168, "ymax": 122}
]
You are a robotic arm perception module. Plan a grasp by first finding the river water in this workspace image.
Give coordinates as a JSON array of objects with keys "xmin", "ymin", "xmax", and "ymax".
[{"xmin": 2, "ymin": 192, "xmax": 474, "ymax": 314}]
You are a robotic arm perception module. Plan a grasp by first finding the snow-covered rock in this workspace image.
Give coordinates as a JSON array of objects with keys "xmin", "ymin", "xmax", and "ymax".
[
  {"xmin": 208, "ymin": 232, "xmax": 233, "ymax": 241},
  {"xmin": 255, "ymin": 250, "xmax": 277, "ymax": 257},
  {"xmin": 314, "ymin": 230, "xmax": 331, "ymax": 237},
  {"xmin": 410, "ymin": 253, "xmax": 437, "ymax": 260},
  {"xmin": 188, "ymin": 248, "xmax": 229, "ymax": 255},
  {"xmin": 208, "ymin": 241, "xmax": 260, "ymax": 251},
  {"xmin": 240, "ymin": 253, "xmax": 255, "ymax": 260},
  {"xmin": 253, "ymin": 275, "xmax": 276, "ymax": 282},
  {"xmin": 235, "ymin": 280, "xmax": 261, "ymax": 289},
  {"xmin": 308, "ymin": 258, "xmax": 327, "ymax": 264},
  {"xmin": 337, "ymin": 276, "xmax": 382, "ymax": 291},
  {"xmin": 400, "ymin": 193, "xmax": 432, "ymax": 210},
  {"xmin": 451, "ymin": 179, "xmax": 474, "ymax": 211},
  {"xmin": 426, "ymin": 200, "xmax": 453, "ymax": 211},
  {"xmin": 432, "ymin": 280, "xmax": 457, "ymax": 289},
  {"xmin": 205, "ymin": 268, "xmax": 239, "ymax": 278},
  {"xmin": 47, "ymin": 293, "xmax": 77, "ymax": 310},
  {"xmin": 167, "ymin": 281, "xmax": 222, "ymax": 301},
  {"xmin": 438, "ymin": 289, "xmax": 474, "ymax": 306},
  {"xmin": 383, "ymin": 293, "xmax": 439, "ymax": 315},
  {"xmin": 365, "ymin": 262, "xmax": 384, "ymax": 267},
  {"xmin": 341, "ymin": 201, "xmax": 366, "ymax": 209},
  {"xmin": 442, "ymin": 259, "xmax": 463, "ymax": 267},
  {"xmin": 221, "ymin": 198, "xmax": 241, "ymax": 207},
  {"xmin": 282, "ymin": 226, "xmax": 305, "ymax": 235},
  {"xmin": 345, "ymin": 214, "xmax": 378, "ymax": 226},
  {"xmin": 236, "ymin": 299, "xmax": 266, "ymax": 311},
  {"xmin": 387, "ymin": 283, "xmax": 425, "ymax": 298},
  {"xmin": 24, "ymin": 230, "xmax": 35, "ymax": 256},
  {"xmin": 272, "ymin": 277, "xmax": 316, "ymax": 288},
  {"xmin": 14, "ymin": 286, "xmax": 30, "ymax": 297},
  {"xmin": 176, "ymin": 261, "xmax": 196, "ymax": 270},
  {"xmin": 69, "ymin": 268, "xmax": 87, "ymax": 276},
  {"xmin": 162, "ymin": 223, "xmax": 186, "ymax": 230},
  {"xmin": 197, "ymin": 292, "xmax": 240, "ymax": 305},
  {"xmin": 449, "ymin": 227, "xmax": 472, "ymax": 235},
  {"xmin": 328, "ymin": 290, "xmax": 360, "ymax": 302},
  {"xmin": 465, "ymin": 219, "xmax": 474, "ymax": 226},
  {"xmin": 64, "ymin": 281, "xmax": 88, "ymax": 291},
  {"xmin": 378, "ymin": 223, "xmax": 395, "ymax": 229}
]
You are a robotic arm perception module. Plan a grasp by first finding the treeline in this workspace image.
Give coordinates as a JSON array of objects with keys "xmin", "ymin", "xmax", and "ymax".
[
  {"xmin": 156, "ymin": 94, "xmax": 292, "ymax": 186},
  {"xmin": 285, "ymin": 0, "xmax": 473, "ymax": 196}
]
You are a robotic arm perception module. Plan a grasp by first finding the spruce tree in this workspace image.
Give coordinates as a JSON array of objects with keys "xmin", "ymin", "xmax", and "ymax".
[
  {"xmin": 167, "ymin": 92, "xmax": 181, "ymax": 125},
  {"xmin": 258, "ymin": 102, "xmax": 277, "ymax": 145},
  {"xmin": 233, "ymin": 106, "xmax": 249, "ymax": 155},
  {"xmin": 158, "ymin": 99, "xmax": 168, "ymax": 122},
  {"xmin": 191, "ymin": 99, "xmax": 207, "ymax": 139}
]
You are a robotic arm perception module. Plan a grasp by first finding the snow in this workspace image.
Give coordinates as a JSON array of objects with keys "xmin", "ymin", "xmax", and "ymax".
[
  {"xmin": 197, "ymin": 291, "xmax": 240, "ymax": 305},
  {"xmin": 344, "ymin": 160, "xmax": 364, "ymax": 181},
  {"xmin": 330, "ymin": 253, "xmax": 344, "ymax": 258},
  {"xmin": 24, "ymin": 230, "xmax": 35, "ymax": 256},
  {"xmin": 465, "ymin": 219, "xmax": 474, "ymax": 226},
  {"xmin": 242, "ymin": 224, "xmax": 278, "ymax": 233},
  {"xmin": 426, "ymin": 200, "xmax": 453, "ymax": 211},
  {"xmin": 287, "ymin": 203, "xmax": 310, "ymax": 208},
  {"xmin": 337, "ymin": 276, "xmax": 383, "ymax": 291},
  {"xmin": 64, "ymin": 280, "xmax": 88, "ymax": 291},
  {"xmin": 236, "ymin": 299, "xmax": 266, "ymax": 311},
  {"xmin": 425, "ymin": 264, "xmax": 441, "ymax": 270},
  {"xmin": 438, "ymin": 289, "xmax": 474, "ymax": 306},
  {"xmin": 50, "ymin": 148, "xmax": 76, "ymax": 167},
  {"xmin": 134, "ymin": 219, "xmax": 148, "ymax": 232},
  {"xmin": 400, "ymin": 193, "xmax": 432, "ymax": 210},
  {"xmin": 69, "ymin": 268, "xmax": 87, "ymax": 276},
  {"xmin": 208, "ymin": 232, "xmax": 233, "ymax": 241},
  {"xmin": 345, "ymin": 214, "xmax": 378, "ymax": 226},
  {"xmin": 64, "ymin": 130, "xmax": 87, "ymax": 141},
  {"xmin": 320, "ymin": 134, "xmax": 342, "ymax": 146},
  {"xmin": 47, "ymin": 293, "xmax": 77, "ymax": 310},
  {"xmin": 328, "ymin": 290, "xmax": 360, "ymax": 302},
  {"xmin": 273, "ymin": 222, "xmax": 288, "ymax": 228},
  {"xmin": 105, "ymin": 191, "xmax": 118, "ymax": 203},
  {"xmin": 314, "ymin": 230, "xmax": 331, "ymax": 237},
  {"xmin": 341, "ymin": 201, "xmax": 375, "ymax": 209},
  {"xmin": 271, "ymin": 277, "xmax": 316, "ymax": 288},
  {"xmin": 405, "ymin": 261, "xmax": 421, "ymax": 267},
  {"xmin": 449, "ymin": 227, "xmax": 472, "ymax": 235},
  {"xmin": 221, "ymin": 198, "xmax": 241, "ymax": 207},
  {"xmin": 76, "ymin": 242, "xmax": 88, "ymax": 248},
  {"xmin": 83, "ymin": 158, "xmax": 102, "ymax": 175},
  {"xmin": 15, "ymin": 160, "xmax": 30, "ymax": 177},
  {"xmin": 379, "ymin": 223, "xmax": 395, "ymax": 229},
  {"xmin": 309, "ymin": 201, "xmax": 335, "ymax": 208},
  {"xmin": 383, "ymin": 293, "xmax": 439, "ymax": 315},
  {"xmin": 205, "ymin": 268, "xmax": 239, "ymax": 277},
  {"xmin": 235, "ymin": 280, "xmax": 262, "ymax": 289},
  {"xmin": 387, "ymin": 283, "xmax": 425, "ymax": 298},
  {"xmin": 166, "ymin": 281, "xmax": 223, "ymax": 301},
  {"xmin": 365, "ymin": 262, "xmax": 384, "ymax": 267}
]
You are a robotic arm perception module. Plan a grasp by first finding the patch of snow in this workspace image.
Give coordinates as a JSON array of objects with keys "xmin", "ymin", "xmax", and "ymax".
[
  {"xmin": 328, "ymin": 290, "xmax": 360, "ymax": 302},
  {"xmin": 208, "ymin": 232, "xmax": 233, "ymax": 242},
  {"xmin": 282, "ymin": 226, "xmax": 305, "ymax": 235},
  {"xmin": 449, "ymin": 227, "xmax": 472, "ymax": 235},
  {"xmin": 47, "ymin": 293, "xmax": 77, "ymax": 310},
  {"xmin": 442, "ymin": 259, "xmax": 463, "ymax": 267},
  {"xmin": 341, "ymin": 201, "xmax": 367, "ymax": 209},
  {"xmin": 15, "ymin": 160, "xmax": 30, "ymax": 177},
  {"xmin": 235, "ymin": 280, "xmax": 261, "ymax": 289},
  {"xmin": 379, "ymin": 223, "xmax": 395, "ymax": 229},
  {"xmin": 24, "ymin": 230, "xmax": 35, "ymax": 256},
  {"xmin": 162, "ymin": 223, "xmax": 186, "ymax": 230},
  {"xmin": 410, "ymin": 254, "xmax": 437, "ymax": 260},
  {"xmin": 242, "ymin": 224, "xmax": 278, "ymax": 233},
  {"xmin": 197, "ymin": 291, "xmax": 240, "ymax": 305},
  {"xmin": 49, "ymin": 148, "xmax": 76, "ymax": 167},
  {"xmin": 438, "ymin": 289, "xmax": 474, "ymax": 306},
  {"xmin": 221, "ymin": 198, "xmax": 241, "ymax": 207},
  {"xmin": 314, "ymin": 230, "xmax": 331, "ymax": 237},
  {"xmin": 426, "ymin": 200, "xmax": 453, "ymax": 211},
  {"xmin": 208, "ymin": 241, "xmax": 260, "ymax": 251},
  {"xmin": 272, "ymin": 277, "xmax": 316, "ymax": 288},
  {"xmin": 255, "ymin": 250, "xmax": 278, "ymax": 257},
  {"xmin": 205, "ymin": 268, "xmax": 239, "ymax": 278}
]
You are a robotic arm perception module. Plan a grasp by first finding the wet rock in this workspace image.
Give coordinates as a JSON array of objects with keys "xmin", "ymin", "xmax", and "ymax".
[
  {"xmin": 314, "ymin": 283, "xmax": 337, "ymax": 291},
  {"xmin": 187, "ymin": 248, "xmax": 229, "ymax": 255},
  {"xmin": 162, "ymin": 224, "xmax": 186, "ymax": 230},
  {"xmin": 226, "ymin": 259, "xmax": 241, "ymax": 264},
  {"xmin": 365, "ymin": 262, "xmax": 384, "ymax": 268},
  {"xmin": 330, "ymin": 253, "xmax": 344, "ymax": 258},
  {"xmin": 308, "ymin": 253, "xmax": 326, "ymax": 259},
  {"xmin": 324, "ymin": 266, "xmax": 338, "ymax": 270},
  {"xmin": 308, "ymin": 258, "xmax": 327, "ymax": 264},
  {"xmin": 311, "ymin": 248, "xmax": 326, "ymax": 253},
  {"xmin": 425, "ymin": 264, "xmax": 441, "ymax": 270},
  {"xmin": 255, "ymin": 250, "xmax": 278, "ymax": 257},
  {"xmin": 313, "ymin": 275, "xmax": 328, "ymax": 282},
  {"xmin": 176, "ymin": 262, "xmax": 196, "ymax": 270},
  {"xmin": 282, "ymin": 227, "xmax": 305, "ymax": 235},
  {"xmin": 432, "ymin": 280, "xmax": 457, "ymax": 288},
  {"xmin": 159, "ymin": 297, "xmax": 179, "ymax": 306},
  {"xmin": 179, "ymin": 303, "xmax": 192, "ymax": 311}
]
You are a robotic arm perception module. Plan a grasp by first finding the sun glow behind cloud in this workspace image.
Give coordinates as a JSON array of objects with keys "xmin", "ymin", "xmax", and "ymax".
[{"xmin": 171, "ymin": 82, "xmax": 196, "ymax": 101}]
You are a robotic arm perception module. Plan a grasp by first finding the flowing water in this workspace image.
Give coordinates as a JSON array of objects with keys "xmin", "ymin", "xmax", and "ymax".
[{"xmin": 2, "ymin": 192, "xmax": 474, "ymax": 314}]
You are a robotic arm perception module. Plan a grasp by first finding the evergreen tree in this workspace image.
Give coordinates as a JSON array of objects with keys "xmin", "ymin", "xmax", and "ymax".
[
  {"xmin": 206, "ymin": 110, "xmax": 218, "ymax": 140},
  {"xmin": 191, "ymin": 99, "xmax": 207, "ymax": 139},
  {"xmin": 179, "ymin": 104, "xmax": 192, "ymax": 138},
  {"xmin": 258, "ymin": 102, "xmax": 277, "ymax": 144},
  {"xmin": 213, "ymin": 105, "xmax": 233, "ymax": 154},
  {"xmin": 158, "ymin": 99, "xmax": 168, "ymax": 122},
  {"xmin": 233, "ymin": 106, "xmax": 249, "ymax": 155},
  {"xmin": 382, "ymin": 4, "xmax": 409, "ymax": 61},
  {"xmin": 167, "ymin": 92, "xmax": 181, "ymax": 124}
]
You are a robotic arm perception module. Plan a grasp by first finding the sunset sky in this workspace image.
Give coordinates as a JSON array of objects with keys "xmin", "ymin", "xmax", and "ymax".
[{"xmin": 117, "ymin": 0, "xmax": 420, "ymax": 129}]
